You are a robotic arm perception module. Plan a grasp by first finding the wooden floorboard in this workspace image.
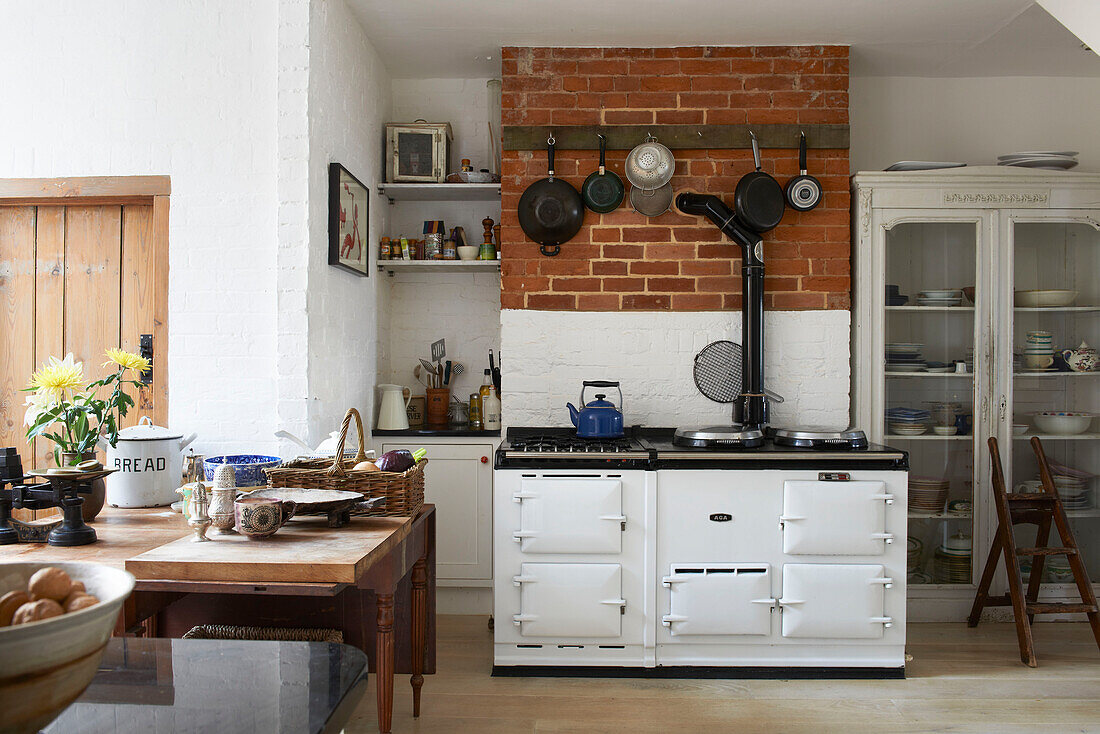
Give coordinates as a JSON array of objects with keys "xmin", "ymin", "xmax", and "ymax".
[{"xmin": 346, "ymin": 616, "xmax": 1100, "ymax": 733}]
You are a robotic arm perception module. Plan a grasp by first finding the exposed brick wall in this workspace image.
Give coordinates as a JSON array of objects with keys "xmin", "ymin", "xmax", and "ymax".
[{"xmin": 500, "ymin": 46, "xmax": 850, "ymax": 312}]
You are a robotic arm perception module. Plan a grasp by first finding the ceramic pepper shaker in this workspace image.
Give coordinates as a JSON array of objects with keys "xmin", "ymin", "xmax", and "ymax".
[
  {"xmin": 209, "ymin": 464, "xmax": 237, "ymax": 534},
  {"xmin": 188, "ymin": 483, "xmax": 212, "ymax": 542}
]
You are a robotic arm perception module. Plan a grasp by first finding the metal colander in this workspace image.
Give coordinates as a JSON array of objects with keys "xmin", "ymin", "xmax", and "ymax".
[{"xmin": 625, "ymin": 136, "xmax": 675, "ymax": 190}]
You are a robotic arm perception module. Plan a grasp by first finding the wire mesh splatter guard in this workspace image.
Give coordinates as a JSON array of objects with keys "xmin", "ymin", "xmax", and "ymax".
[{"xmin": 693, "ymin": 340, "xmax": 744, "ymax": 403}]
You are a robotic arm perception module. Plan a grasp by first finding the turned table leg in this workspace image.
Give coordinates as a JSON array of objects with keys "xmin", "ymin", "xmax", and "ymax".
[
  {"xmin": 410, "ymin": 557, "xmax": 427, "ymax": 717},
  {"xmin": 375, "ymin": 592, "xmax": 395, "ymax": 734}
]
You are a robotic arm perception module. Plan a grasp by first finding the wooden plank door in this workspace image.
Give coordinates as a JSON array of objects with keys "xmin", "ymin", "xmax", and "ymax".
[{"xmin": 0, "ymin": 177, "xmax": 170, "ymax": 478}]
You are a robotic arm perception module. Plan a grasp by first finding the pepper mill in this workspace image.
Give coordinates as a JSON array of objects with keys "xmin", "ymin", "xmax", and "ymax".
[
  {"xmin": 480, "ymin": 216, "xmax": 497, "ymax": 260},
  {"xmin": 188, "ymin": 483, "xmax": 212, "ymax": 542},
  {"xmin": 208, "ymin": 464, "xmax": 237, "ymax": 534}
]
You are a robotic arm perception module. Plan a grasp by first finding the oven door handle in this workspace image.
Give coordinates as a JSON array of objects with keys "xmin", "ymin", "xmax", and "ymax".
[
  {"xmin": 661, "ymin": 575, "xmax": 689, "ymax": 587},
  {"xmin": 871, "ymin": 576, "xmax": 895, "ymax": 589},
  {"xmin": 751, "ymin": 597, "xmax": 778, "ymax": 607},
  {"xmin": 512, "ymin": 531, "xmax": 538, "ymax": 542},
  {"xmin": 600, "ymin": 598, "xmax": 627, "ymax": 606},
  {"xmin": 512, "ymin": 614, "xmax": 538, "ymax": 626},
  {"xmin": 777, "ymin": 597, "xmax": 804, "ymax": 606},
  {"xmin": 871, "ymin": 493, "xmax": 896, "ymax": 505},
  {"xmin": 512, "ymin": 575, "xmax": 537, "ymax": 586},
  {"xmin": 871, "ymin": 615, "xmax": 895, "ymax": 628},
  {"xmin": 778, "ymin": 514, "xmax": 805, "ymax": 528},
  {"xmin": 512, "ymin": 491, "xmax": 539, "ymax": 502},
  {"xmin": 870, "ymin": 532, "xmax": 895, "ymax": 544},
  {"xmin": 661, "ymin": 613, "xmax": 687, "ymax": 626}
]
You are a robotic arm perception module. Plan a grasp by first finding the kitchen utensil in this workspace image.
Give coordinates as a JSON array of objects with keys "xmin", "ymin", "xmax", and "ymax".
[
  {"xmin": 1032, "ymin": 411, "xmax": 1094, "ymax": 435},
  {"xmin": 233, "ymin": 495, "xmax": 297, "ymax": 540},
  {"xmin": 419, "ymin": 358, "xmax": 438, "ymax": 387},
  {"xmin": 582, "ymin": 133, "xmax": 625, "ymax": 213},
  {"xmin": 1014, "ymin": 289, "xmax": 1078, "ymax": 307},
  {"xmin": 518, "ymin": 136, "xmax": 585, "ymax": 257},
  {"xmin": 431, "ymin": 338, "xmax": 446, "ymax": 364},
  {"xmin": 734, "ymin": 131, "xmax": 785, "ymax": 233},
  {"xmin": 100, "ymin": 417, "xmax": 198, "ymax": 508},
  {"xmin": 489, "ymin": 349, "xmax": 502, "ymax": 393},
  {"xmin": 1061, "ymin": 342, "xmax": 1098, "ymax": 372},
  {"xmin": 444, "ymin": 360, "xmax": 452, "ymax": 385},
  {"xmin": 691, "ymin": 340, "xmax": 784, "ymax": 407},
  {"xmin": 629, "ymin": 181, "xmax": 674, "ymax": 217},
  {"xmin": 413, "ymin": 364, "xmax": 433, "ymax": 389},
  {"xmin": 377, "ymin": 384, "xmax": 412, "ymax": 430},
  {"xmin": 207, "ymin": 464, "xmax": 237, "ymax": 533},
  {"xmin": 0, "ymin": 561, "xmax": 136, "ymax": 734},
  {"xmin": 624, "ymin": 134, "xmax": 675, "ymax": 190},
  {"xmin": 784, "ymin": 131, "xmax": 822, "ymax": 212},
  {"xmin": 450, "ymin": 361, "xmax": 465, "ymax": 383},
  {"xmin": 426, "ymin": 387, "xmax": 451, "ymax": 428},
  {"xmin": 566, "ymin": 381, "xmax": 625, "ymax": 438}
]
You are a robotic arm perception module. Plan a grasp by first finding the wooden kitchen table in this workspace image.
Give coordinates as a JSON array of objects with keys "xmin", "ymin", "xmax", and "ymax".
[{"xmin": 7, "ymin": 504, "xmax": 436, "ymax": 734}]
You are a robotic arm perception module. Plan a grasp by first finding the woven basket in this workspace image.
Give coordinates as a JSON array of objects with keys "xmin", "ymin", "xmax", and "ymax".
[
  {"xmin": 264, "ymin": 408, "xmax": 426, "ymax": 517},
  {"xmin": 183, "ymin": 625, "xmax": 343, "ymax": 643}
]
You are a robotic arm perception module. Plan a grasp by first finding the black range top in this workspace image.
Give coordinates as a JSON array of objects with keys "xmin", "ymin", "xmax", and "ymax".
[{"xmin": 496, "ymin": 427, "xmax": 908, "ymax": 471}]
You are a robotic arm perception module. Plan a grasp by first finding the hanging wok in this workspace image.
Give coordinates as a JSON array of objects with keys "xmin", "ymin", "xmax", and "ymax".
[{"xmin": 518, "ymin": 137, "xmax": 584, "ymax": 257}]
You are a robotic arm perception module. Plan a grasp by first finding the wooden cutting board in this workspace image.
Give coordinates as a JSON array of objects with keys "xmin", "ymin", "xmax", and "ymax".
[{"xmin": 125, "ymin": 515, "xmax": 413, "ymax": 584}]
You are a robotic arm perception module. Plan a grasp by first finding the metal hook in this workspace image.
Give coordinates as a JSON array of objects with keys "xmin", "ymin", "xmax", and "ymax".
[{"xmin": 547, "ymin": 132, "xmax": 555, "ymax": 145}]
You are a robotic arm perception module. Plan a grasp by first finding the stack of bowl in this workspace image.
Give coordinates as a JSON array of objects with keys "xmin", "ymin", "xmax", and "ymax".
[
  {"xmin": 1022, "ymin": 330, "xmax": 1055, "ymax": 371},
  {"xmin": 908, "ymin": 476, "xmax": 950, "ymax": 513},
  {"xmin": 885, "ymin": 343, "xmax": 925, "ymax": 372},
  {"xmin": 917, "ymin": 289, "xmax": 963, "ymax": 307},
  {"xmin": 933, "ymin": 533, "xmax": 972, "ymax": 584}
]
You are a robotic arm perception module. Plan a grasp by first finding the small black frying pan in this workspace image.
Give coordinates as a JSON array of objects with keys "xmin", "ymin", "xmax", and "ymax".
[
  {"xmin": 785, "ymin": 132, "xmax": 822, "ymax": 212},
  {"xmin": 518, "ymin": 137, "xmax": 585, "ymax": 257},
  {"xmin": 581, "ymin": 134, "xmax": 625, "ymax": 213},
  {"xmin": 734, "ymin": 131, "xmax": 785, "ymax": 233}
]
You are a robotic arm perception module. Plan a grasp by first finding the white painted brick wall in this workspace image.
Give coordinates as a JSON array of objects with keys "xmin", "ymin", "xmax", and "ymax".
[
  {"xmin": 391, "ymin": 78, "xmax": 497, "ymax": 173},
  {"xmin": 0, "ymin": 0, "xmax": 280, "ymax": 456},
  {"xmin": 303, "ymin": 0, "xmax": 391, "ymax": 446},
  {"xmin": 500, "ymin": 309, "xmax": 852, "ymax": 430}
]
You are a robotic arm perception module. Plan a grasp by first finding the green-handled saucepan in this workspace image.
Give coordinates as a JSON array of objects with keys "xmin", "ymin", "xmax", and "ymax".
[{"xmin": 581, "ymin": 134, "xmax": 625, "ymax": 214}]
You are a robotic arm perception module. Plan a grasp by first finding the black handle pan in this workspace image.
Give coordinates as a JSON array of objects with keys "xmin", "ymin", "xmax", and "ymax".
[
  {"xmin": 785, "ymin": 131, "xmax": 822, "ymax": 212},
  {"xmin": 734, "ymin": 131, "xmax": 785, "ymax": 233},
  {"xmin": 518, "ymin": 137, "xmax": 585, "ymax": 257},
  {"xmin": 581, "ymin": 134, "xmax": 625, "ymax": 214}
]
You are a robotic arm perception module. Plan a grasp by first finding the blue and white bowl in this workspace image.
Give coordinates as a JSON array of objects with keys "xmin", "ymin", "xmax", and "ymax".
[{"xmin": 203, "ymin": 455, "xmax": 281, "ymax": 487}]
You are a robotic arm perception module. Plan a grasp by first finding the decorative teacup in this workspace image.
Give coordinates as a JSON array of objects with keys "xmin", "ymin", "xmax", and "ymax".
[
  {"xmin": 1023, "ymin": 353, "xmax": 1053, "ymax": 370},
  {"xmin": 234, "ymin": 496, "xmax": 297, "ymax": 539}
]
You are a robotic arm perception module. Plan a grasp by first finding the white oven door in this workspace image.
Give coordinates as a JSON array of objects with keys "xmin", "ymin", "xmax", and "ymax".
[
  {"xmin": 781, "ymin": 480, "xmax": 894, "ymax": 555},
  {"xmin": 780, "ymin": 564, "xmax": 893, "ymax": 639},
  {"xmin": 512, "ymin": 563, "xmax": 624, "ymax": 637},
  {"xmin": 662, "ymin": 564, "xmax": 774, "ymax": 636},
  {"xmin": 513, "ymin": 478, "xmax": 624, "ymax": 554}
]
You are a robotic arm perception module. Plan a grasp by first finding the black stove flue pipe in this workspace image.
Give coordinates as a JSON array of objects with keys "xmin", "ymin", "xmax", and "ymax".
[{"xmin": 676, "ymin": 193, "xmax": 768, "ymax": 429}]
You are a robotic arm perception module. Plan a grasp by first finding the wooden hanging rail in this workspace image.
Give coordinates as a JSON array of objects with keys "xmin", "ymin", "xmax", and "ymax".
[{"xmin": 502, "ymin": 124, "xmax": 849, "ymax": 151}]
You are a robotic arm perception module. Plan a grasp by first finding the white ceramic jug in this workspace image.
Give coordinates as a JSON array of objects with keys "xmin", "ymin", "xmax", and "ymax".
[{"xmin": 377, "ymin": 384, "xmax": 412, "ymax": 430}]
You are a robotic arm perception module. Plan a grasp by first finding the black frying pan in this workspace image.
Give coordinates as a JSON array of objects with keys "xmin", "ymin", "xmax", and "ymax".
[
  {"xmin": 785, "ymin": 132, "xmax": 822, "ymax": 212},
  {"xmin": 581, "ymin": 134, "xmax": 625, "ymax": 213},
  {"xmin": 518, "ymin": 137, "xmax": 585, "ymax": 257},
  {"xmin": 734, "ymin": 131, "xmax": 785, "ymax": 233}
]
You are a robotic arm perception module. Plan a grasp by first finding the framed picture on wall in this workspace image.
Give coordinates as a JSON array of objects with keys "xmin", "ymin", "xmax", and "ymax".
[{"xmin": 328, "ymin": 162, "xmax": 370, "ymax": 277}]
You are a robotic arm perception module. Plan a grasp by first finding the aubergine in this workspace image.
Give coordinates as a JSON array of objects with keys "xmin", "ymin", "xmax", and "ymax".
[{"xmin": 376, "ymin": 448, "xmax": 426, "ymax": 473}]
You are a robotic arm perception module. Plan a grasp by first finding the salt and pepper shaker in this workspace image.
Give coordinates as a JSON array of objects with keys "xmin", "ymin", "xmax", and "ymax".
[
  {"xmin": 208, "ymin": 464, "xmax": 238, "ymax": 534},
  {"xmin": 188, "ymin": 483, "xmax": 212, "ymax": 542}
]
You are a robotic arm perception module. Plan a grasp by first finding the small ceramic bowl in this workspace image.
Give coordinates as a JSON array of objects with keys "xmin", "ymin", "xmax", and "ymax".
[
  {"xmin": 933, "ymin": 425, "xmax": 958, "ymax": 436},
  {"xmin": 1012, "ymin": 424, "xmax": 1029, "ymax": 435},
  {"xmin": 203, "ymin": 455, "xmax": 281, "ymax": 487},
  {"xmin": 456, "ymin": 245, "xmax": 479, "ymax": 261}
]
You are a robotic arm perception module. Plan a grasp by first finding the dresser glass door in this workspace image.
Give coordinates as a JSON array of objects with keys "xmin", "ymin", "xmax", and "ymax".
[
  {"xmin": 1007, "ymin": 217, "xmax": 1099, "ymax": 590},
  {"xmin": 883, "ymin": 219, "xmax": 984, "ymax": 587}
]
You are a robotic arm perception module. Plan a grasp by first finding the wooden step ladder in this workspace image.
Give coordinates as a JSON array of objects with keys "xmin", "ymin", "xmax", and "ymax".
[{"xmin": 968, "ymin": 436, "xmax": 1100, "ymax": 666}]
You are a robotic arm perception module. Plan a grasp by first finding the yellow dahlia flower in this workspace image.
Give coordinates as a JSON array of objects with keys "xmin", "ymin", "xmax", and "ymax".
[
  {"xmin": 28, "ymin": 353, "xmax": 84, "ymax": 402},
  {"xmin": 103, "ymin": 348, "xmax": 151, "ymax": 374}
]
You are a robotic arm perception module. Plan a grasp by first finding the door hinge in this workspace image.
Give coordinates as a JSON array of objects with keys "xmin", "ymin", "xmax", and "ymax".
[{"xmin": 139, "ymin": 334, "xmax": 153, "ymax": 385}]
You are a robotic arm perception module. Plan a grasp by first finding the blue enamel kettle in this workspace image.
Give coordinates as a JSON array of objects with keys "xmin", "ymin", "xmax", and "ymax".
[{"xmin": 566, "ymin": 381, "xmax": 625, "ymax": 438}]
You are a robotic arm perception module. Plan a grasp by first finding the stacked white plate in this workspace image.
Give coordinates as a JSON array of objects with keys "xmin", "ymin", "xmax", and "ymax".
[
  {"xmin": 907, "ymin": 536, "xmax": 924, "ymax": 574},
  {"xmin": 886, "ymin": 343, "xmax": 925, "ymax": 372},
  {"xmin": 918, "ymin": 289, "xmax": 963, "ymax": 307},
  {"xmin": 1047, "ymin": 474, "xmax": 1092, "ymax": 509},
  {"xmin": 909, "ymin": 476, "xmax": 950, "ymax": 512},
  {"xmin": 997, "ymin": 151, "xmax": 1079, "ymax": 170}
]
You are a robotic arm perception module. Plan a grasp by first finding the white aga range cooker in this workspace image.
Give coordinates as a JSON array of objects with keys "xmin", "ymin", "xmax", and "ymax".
[{"xmin": 493, "ymin": 428, "xmax": 909, "ymax": 677}]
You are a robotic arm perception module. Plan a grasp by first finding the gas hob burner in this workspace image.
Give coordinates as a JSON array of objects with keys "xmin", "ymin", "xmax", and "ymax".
[
  {"xmin": 672, "ymin": 425, "xmax": 766, "ymax": 449},
  {"xmin": 769, "ymin": 426, "xmax": 868, "ymax": 450},
  {"xmin": 508, "ymin": 435, "xmax": 640, "ymax": 454}
]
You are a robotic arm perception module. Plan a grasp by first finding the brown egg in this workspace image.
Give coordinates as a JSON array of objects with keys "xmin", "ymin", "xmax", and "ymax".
[
  {"xmin": 13, "ymin": 598, "xmax": 64, "ymax": 624},
  {"xmin": 70, "ymin": 581, "xmax": 86, "ymax": 595},
  {"xmin": 28, "ymin": 567, "xmax": 73, "ymax": 601},
  {"xmin": 0, "ymin": 590, "xmax": 30, "ymax": 627},
  {"xmin": 63, "ymin": 594, "xmax": 101, "ymax": 613}
]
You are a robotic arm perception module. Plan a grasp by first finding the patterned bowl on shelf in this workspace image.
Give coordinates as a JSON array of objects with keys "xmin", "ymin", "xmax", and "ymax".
[{"xmin": 203, "ymin": 455, "xmax": 282, "ymax": 487}]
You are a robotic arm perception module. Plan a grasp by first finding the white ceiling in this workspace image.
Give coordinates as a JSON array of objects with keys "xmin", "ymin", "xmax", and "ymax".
[{"xmin": 347, "ymin": 0, "xmax": 1100, "ymax": 79}]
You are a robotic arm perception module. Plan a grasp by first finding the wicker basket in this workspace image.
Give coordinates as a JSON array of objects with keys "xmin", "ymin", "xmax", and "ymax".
[
  {"xmin": 264, "ymin": 408, "xmax": 426, "ymax": 517},
  {"xmin": 183, "ymin": 625, "xmax": 343, "ymax": 643}
]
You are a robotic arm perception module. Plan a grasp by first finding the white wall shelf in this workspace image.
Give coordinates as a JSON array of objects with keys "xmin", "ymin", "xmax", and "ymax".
[
  {"xmin": 1012, "ymin": 432, "xmax": 1100, "ymax": 441},
  {"xmin": 377, "ymin": 182, "xmax": 500, "ymax": 202},
  {"xmin": 885, "ymin": 372, "xmax": 973, "ymax": 378},
  {"xmin": 1014, "ymin": 306, "xmax": 1100, "ymax": 312},
  {"xmin": 886, "ymin": 306, "xmax": 974, "ymax": 311},
  {"xmin": 1013, "ymin": 372, "xmax": 1099, "ymax": 378},
  {"xmin": 378, "ymin": 260, "xmax": 500, "ymax": 275},
  {"xmin": 886, "ymin": 434, "xmax": 972, "ymax": 440}
]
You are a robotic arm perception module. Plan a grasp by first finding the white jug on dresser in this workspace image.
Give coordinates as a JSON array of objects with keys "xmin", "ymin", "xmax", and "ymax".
[{"xmin": 377, "ymin": 384, "xmax": 412, "ymax": 430}]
